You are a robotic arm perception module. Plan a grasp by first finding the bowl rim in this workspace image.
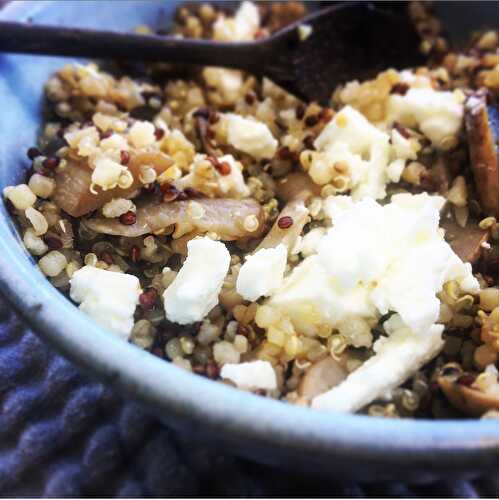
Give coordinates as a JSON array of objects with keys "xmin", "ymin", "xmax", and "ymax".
[{"xmin": 1, "ymin": 0, "xmax": 499, "ymax": 473}]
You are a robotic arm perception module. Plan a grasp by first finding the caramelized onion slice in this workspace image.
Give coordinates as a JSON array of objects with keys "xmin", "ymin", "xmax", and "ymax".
[
  {"xmin": 53, "ymin": 152, "xmax": 173, "ymax": 217},
  {"xmin": 257, "ymin": 199, "xmax": 309, "ymax": 253},
  {"xmin": 465, "ymin": 91, "xmax": 499, "ymax": 216},
  {"xmin": 84, "ymin": 198, "xmax": 265, "ymax": 240},
  {"xmin": 438, "ymin": 377, "xmax": 499, "ymax": 416}
]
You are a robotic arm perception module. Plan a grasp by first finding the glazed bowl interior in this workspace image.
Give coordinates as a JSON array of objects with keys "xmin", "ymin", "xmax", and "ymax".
[{"xmin": 1, "ymin": 0, "xmax": 499, "ymax": 482}]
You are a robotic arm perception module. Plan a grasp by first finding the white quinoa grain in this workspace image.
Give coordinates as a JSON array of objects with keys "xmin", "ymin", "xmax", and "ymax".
[
  {"xmin": 28, "ymin": 174, "xmax": 56, "ymax": 199},
  {"xmin": 213, "ymin": 340, "xmax": 240, "ymax": 364},
  {"xmin": 39, "ymin": 250, "xmax": 67, "ymax": 277},
  {"xmin": 25, "ymin": 207, "xmax": 48, "ymax": 236},
  {"xmin": 23, "ymin": 228, "xmax": 48, "ymax": 256},
  {"xmin": 102, "ymin": 198, "xmax": 136, "ymax": 218},
  {"xmin": 243, "ymin": 214, "xmax": 259, "ymax": 232},
  {"xmin": 4, "ymin": 184, "xmax": 36, "ymax": 210}
]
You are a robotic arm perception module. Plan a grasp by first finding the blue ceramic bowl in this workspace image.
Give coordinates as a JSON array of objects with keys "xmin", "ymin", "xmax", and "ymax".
[{"xmin": 1, "ymin": 1, "xmax": 499, "ymax": 482}]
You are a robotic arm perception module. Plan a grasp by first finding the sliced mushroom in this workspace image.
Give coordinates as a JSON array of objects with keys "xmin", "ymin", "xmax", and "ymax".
[
  {"xmin": 195, "ymin": 112, "xmax": 219, "ymax": 157},
  {"xmin": 465, "ymin": 91, "xmax": 499, "ymax": 216},
  {"xmin": 275, "ymin": 171, "xmax": 321, "ymax": 203},
  {"xmin": 298, "ymin": 355, "xmax": 347, "ymax": 401},
  {"xmin": 438, "ymin": 377, "xmax": 499, "ymax": 416},
  {"xmin": 441, "ymin": 218, "xmax": 489, "ymax": 264},
  {"xmin": 84, "ymin": 197, "xmax": 265, "ymax": 240},
  {"xmin": 431, "ymin": 155, "xmax": 452, "ymax": 196},
  {"xmin": 53, "ymin": 152, "xmax": 173, "ymax": 217}
]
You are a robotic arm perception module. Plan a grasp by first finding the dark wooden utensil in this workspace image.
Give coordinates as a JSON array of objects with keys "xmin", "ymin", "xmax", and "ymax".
[{"xmin": 0, "ymin": 2, "xmax": 423, "ymax": 103}]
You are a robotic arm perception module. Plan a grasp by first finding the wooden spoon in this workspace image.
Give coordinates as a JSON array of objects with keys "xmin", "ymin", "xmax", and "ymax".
[{"xmin": 0, "ymin": 2, "xmax": 423, "ymax": 103}]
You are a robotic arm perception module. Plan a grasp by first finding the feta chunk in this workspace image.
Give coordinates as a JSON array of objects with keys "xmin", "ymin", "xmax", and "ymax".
[
  {"xmin": 312, "ymin": 318, "xmax": 444, "ymax": 413},
  {"xmin": 213, "ymin": 1, "xmax": 260, "ymax": 42},
  {"xmin": 163, "ymin": 237, "xmax": 230, "ymax": 324},
  {"xmin": 221, "ymin": 360, "xmax": 277, "ymax": 390},
  {"xmin": 298, "ymin": 227, "xmax": 326, "ymax": 257},
  {"xmin": 224, "ymin": 114, "xmax": 278, "ymax": 160},
  {"xmin": 70, "ymin": 266, "xmax": 141, "ymax": 339},
  {"xmin": 236, "ymin": 244, "xmax": 287, "ymax": 301},
  {"xmin": 390, "ymin": 129, "xmax": 417, "ymax": 160},
  {"xmin": 309, "ymin": 106, "xmax": 391, "ymax": 200},
  {"xmin": 128, "ymin": 121, "xmax": 156, "ymax": 148},
  {"xmin": 100, "ymin": 133, "xmax": 128, "ymax": 151},
  {"xmin": 269, "ymin": 193, "xmax": 478, "ymax": 338},
  {"xmin": 216, "ymin": 154, "xmax": 250, "ymax": 198},
  {"xmin": 387, "ymin": 88, "xmax": 464, "ymax": 148}
]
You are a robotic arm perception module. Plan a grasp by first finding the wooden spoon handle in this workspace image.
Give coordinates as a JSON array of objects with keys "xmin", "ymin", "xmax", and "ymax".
[{"xmin": 0, "ymin": 21, "xmax": 259, "ymax": 70}]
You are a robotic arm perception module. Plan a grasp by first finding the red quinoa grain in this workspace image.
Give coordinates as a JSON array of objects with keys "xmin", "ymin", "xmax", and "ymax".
[
  {"xmin": 119, "ymin": 211, "xmax": 137, "ymax": 225},
  {"xmin": 139, "ymin": 288, "xmax": 158, "ymax": 310},
  {"xmin": 120, "ymin": 150, "xmax": 130, "ymax": 165},
  {"xmin": 154, "ymin": 128, "xmax": 165, "ymax": 141},
  {"xmin": 131, "ymin": 245, "xmax": 141, "ymax": 263},
  {"xmin": 278, "ymin": 215, "xmax": 293, "ymax": 229},
  {"xmin": 27, "ymin": 147, "xmax": 41, "ymax": 160},
  {"xmin": 42, "ymin": 156, "xmax": 60, "ymax": 170},
  {"xmin": 215, "ymin": 161, "xmax": 231, "ymax": 176}
]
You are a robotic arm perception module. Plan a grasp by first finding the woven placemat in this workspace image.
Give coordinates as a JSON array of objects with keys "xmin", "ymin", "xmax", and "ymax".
[{"xmin": 1, "ymin": 293, "xmax": 499, "ymax": 498}]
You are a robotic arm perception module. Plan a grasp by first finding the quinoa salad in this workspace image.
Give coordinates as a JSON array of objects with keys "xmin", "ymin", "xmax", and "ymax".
[{"xmin": 6, "ymin": 1, "xmax": 499, "ymax": 418}]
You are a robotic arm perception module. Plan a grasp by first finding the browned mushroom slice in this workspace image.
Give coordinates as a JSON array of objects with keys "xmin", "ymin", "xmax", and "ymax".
[
  {"xmin": 84, "ymin": 198, "xmax": 265, "ymax": 240},
  {"xmin": 438, "ymin": 377, "xmax": 499, "ymax": 416},
  {"xmin": 431, "ymin": 155, "xmax": 452, "ymax": 196},
  {"xmin": 298, "ymin": 355, "xmax": 348, "ymax": 401},
  {"xmin": 275, "ymin": 171, "xmax": 321, "ymax": 203},
  {"xmin": 441, "ymin": 218, "xmax": 489, "ymax": 264},
  {"xmin": 465, "ymin": 91, "xmax": 499, "ymax": 216},
  {"xmin": 53, "ymin": 152, "xmax": 173, "ymax": 217},
  {"xmin": 194, "ymin": 112, "xmax": 219, "ymax": 157}
]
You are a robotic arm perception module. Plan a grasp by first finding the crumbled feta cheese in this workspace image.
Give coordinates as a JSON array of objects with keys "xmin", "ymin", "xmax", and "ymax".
[
  {"xmin": 269, "ymin": 193, "xmax": 478, "ymax": 338},
  {"xmin": 236, "ymin": 244, "xmax": 287, "ymax": 301},
  {"xmin": 202, "ymin": 68, "xmax": 244, "ymax": 106},
  {"xmin": 298, "ymin": 227, "xmax": 326, "ymax": 257},
  {"xmin": 3, "ymin": 184, "xmax": 36, "ymax": 210},
  {"xmin": 163, "ymin": 237, "xmax": 230, "ymax": 324},
  {"xmin": 309, "ymin": 106, "xmax": 391, "ymax": 200},
  {"xmin": 312, "ymin": 316, "xmax": 444, "ymax": 413},
  {"xmin": 100, "ymin": 133, "xmax": 129, "ymax": 151},
  {"xmin": 70, "ymin": 266, "xmax": 141, "ymax": 339},
  {"xmin": 221, "ymin": 360, "xmax": 277, "ymax": 390},
  {"xmin": 386, "ymin": 159, "xmax": 406, "ymax": 183},
  {"xmin": 216, "ymin": 154, "xmax": 250, "ymax": 198},
  {"xmin": 128, "ymin": 121, "xmax": 156, "ymax": 148},
  {"xmin": 213, "ymin": 1, "xmax": 260, "ymax": 42},
  {"xmin": 386, "ymin": 88, "xmax": 464, "ymax": 148},
  {"xmin": 91, "ymin": 157, "xmax": 128, "ymax": 191},
  {"xmin": 390, "ymin": 129, "xmax": 417, "ymax": 160},
  {"xmin": 224, "ymin": 114, "xmax": 278, "ymax": 160}
]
